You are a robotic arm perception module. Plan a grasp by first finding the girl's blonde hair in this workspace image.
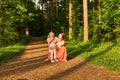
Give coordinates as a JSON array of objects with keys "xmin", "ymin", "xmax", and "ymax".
[{"xmin": 48, "ymin": 32, "xmax": 55, "ymax": 38}]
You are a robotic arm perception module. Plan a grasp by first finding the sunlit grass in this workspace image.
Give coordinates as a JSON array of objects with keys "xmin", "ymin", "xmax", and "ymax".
[
  {"xmin": 67, "ymin": 40, "xmax": 120, "ymax": 72},
  {"xmin": 0, "ymin": 36, "xmax": 31, "ymax": 65}
]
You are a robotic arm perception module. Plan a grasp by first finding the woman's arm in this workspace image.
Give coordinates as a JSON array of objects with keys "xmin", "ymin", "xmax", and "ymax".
[
  {"xmin": 61, "ymin": 40, "xmax": 65, "ymax": 46},
  {"xmin": 57, "ymin": 40, "xmax": 65, "ymax": 48}
]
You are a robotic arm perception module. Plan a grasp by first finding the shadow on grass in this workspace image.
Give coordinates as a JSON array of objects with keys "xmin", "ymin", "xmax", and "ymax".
[
  {"xmin": 86, "ymin": 43, "xmax": 116, "ymax": 62},
  {"xmin": 67, "ymin": 42, "xmax": 98, "ymax": 60}
]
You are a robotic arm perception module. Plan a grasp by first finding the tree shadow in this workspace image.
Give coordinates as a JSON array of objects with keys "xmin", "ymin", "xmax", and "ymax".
[
  {"xmin": 28, "ymin": 41, "xmax": 47, "ymax": 45},
  {"xmin": 0, "ymin": 38, "xmax": 50, "ymax": 78},
  {"xmin": 46, "ymin": 60, "xmax": 87, "ymax": 80},
  {"xmin": 86, "ymin": 43, "xmax": 116, "ymax": 61},
  {"xmin": 24, "ymin": 49, "xmax": 48, "ymax": 54},
  {"xmin": 17, "ymin": 78, "xmax": 28, "ymax": 80},
  {"xmin": 25, "ymin": 46, "xmax": 48, "ymax": 50},
  {"xmin": 46, "ymin": 43, "xmax": 117, "ymax": 80},
  {"xmin": 5, "ymin": 54, "xmax": 47, "ymax": 66},
  {"xmin": 67, "ymin": 42, "xmax": 98, "ymax": 60},
  {"xmin": 0, "ymin": 54, "xmax": 51, "ymax": 78}
]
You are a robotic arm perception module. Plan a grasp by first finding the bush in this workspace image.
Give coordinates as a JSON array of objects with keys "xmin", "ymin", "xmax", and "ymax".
[{"xmin": 0, "ymin": 27, "xmax": 19, "ymax": 46}]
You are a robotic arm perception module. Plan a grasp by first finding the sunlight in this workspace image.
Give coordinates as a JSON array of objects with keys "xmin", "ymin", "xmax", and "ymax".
[{"xmin": 32, "ymin": 0, "xmax": 43, "ymax": 10}]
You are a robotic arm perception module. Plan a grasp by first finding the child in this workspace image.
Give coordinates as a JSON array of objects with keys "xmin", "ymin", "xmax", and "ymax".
[{"xmin": 47, "ymin": 32, "xmax": 58, "ymax": 62}]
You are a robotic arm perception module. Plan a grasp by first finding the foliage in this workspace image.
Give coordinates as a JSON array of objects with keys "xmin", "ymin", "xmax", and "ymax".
[
  {"xmin": 0, "ymin": 0, "xmax": 40, "ymax": 46},
  {"xmin": 71, "ymin": 0, "xmax": 120, "ymax": 41},
  {"xmin": 72, "ymin": 3, "xmax": 83, "ymax": 40},
  {"xmin": 0, "ymin": 35, "xmax": 31, "ymax": 65},
  {"xmin": 1, "ymin": 0, "xmax": 120, "ymax": 43},
  {"xmin": 38, "ymin": 0, "xmax": 69, "ymax": 37},
  {"xmin": 67, "ymin": 40, "xmax": 120, "ymax": 72},
  {"xmin": 101, "ymin": 0, "xmax": 120, "ymax": 41},
  {"xmin": 0, "ymin": 27, "xmax": 19, "ymax": 46}
]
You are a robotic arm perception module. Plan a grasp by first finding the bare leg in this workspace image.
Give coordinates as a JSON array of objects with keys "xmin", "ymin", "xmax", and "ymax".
[
  {"xmin": 50, "ymin": 52, "xmax": 55, "ymax": 62},
  {"xmin": 54, "ymin": 52, "xmax": 58, "ymax": 62}
]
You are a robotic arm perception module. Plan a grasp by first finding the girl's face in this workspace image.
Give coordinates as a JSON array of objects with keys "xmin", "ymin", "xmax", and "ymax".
[
  {"xmin": 49, "ymin": 33, "xmax": 54, "ymax": 38},
  {"xmin": 58, "ymin": 34, "xmax": 63, "ymax": 40}
]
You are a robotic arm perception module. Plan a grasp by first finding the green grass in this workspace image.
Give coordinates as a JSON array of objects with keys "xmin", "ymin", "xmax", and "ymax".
[
  {"xmin": 67, "ymin": 40, "xmax": 120, "ymax": 72},
  {"xmin": 0, "ymin": 35, "xmax": 31, "ymax": 65}
]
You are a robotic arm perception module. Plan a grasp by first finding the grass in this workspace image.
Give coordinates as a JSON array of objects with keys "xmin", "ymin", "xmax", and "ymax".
[
  {"xmin": 67, "ymin": 40, "xmax": 120, "ymax": 72},
  {"xmin": 0, "ymin": 35, "xmax": 31, "ymax": 65}
]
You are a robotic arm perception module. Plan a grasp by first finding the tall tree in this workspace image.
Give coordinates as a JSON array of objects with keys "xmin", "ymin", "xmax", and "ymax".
[
  {"xmin": 55, "ymin": 0, "xmax": 58, "ymax": 20},
  {"xmin": 98, "ymin": 0, "xmax": 101, "ymax": 39},
  {"xmin": 69, "ymin": 0, "xmax": 72, "ymax": 39},
  {"xmin": 92, "ymin": 0, "xmax": 95, "ymax": 11},
  {"xmin": 83, "ymin": 0, "xmax": 88, "ymax": 42}
]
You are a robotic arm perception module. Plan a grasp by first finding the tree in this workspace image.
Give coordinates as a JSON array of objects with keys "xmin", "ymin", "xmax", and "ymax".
[
  {"xmin": 69, "ymin": 0, "xmax": 73, "ymax": 39},
  {"xmin": 98, "ymin": 0, "xmax": 101, "ymax": 39},
  {"xmin": 83, "ymin": 0, "xmax": 88, "ymax": 42},
  {"xmin": 55, "ymin": 0, "xmax": 58, "ymax": 20}
]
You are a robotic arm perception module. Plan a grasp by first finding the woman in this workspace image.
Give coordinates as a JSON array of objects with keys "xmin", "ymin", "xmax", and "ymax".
[{"xmin": 56, "ymin": 33, "xmax": 67, "ymax": 62}]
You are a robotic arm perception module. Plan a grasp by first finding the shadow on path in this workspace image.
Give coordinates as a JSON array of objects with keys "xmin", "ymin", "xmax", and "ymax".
[
  {"xmin": 46, "ymin": 60, "xmax": 87, "ymax": 80},
  {"xmin": 0, "ymin": 54, "xmax": 49, "ymax": 77}
]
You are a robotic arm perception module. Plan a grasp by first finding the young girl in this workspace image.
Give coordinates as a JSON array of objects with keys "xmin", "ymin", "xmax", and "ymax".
[
  {"xmin": 56, "ymin": 33, "xmax": 67, "ymax": 62},
  {"xmin": 47, "ymin": 32, "xmax": 58, "ymax": 62}
]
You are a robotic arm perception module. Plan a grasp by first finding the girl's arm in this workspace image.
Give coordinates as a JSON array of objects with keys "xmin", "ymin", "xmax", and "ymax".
[
  {"xmin": 47, "ymin": 38, "xmax": 52, "ymax": 44},
  {"xmin": 55, "ymin": 37, "xmax": 58, "ymax": 42}
]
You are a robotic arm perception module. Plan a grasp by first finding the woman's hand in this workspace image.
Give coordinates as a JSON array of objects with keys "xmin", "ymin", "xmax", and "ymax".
[{"xmin": 49, "ymin": 46, "xmax": 56, "ymax": 50}]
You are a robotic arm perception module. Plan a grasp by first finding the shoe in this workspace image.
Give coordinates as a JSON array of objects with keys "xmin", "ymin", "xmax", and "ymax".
[
  {"xmin": 51, "ymin": 60, "xmax": 55, "ymax": 62},
  {"xmin": 45, "ymin": 59, "xmax": 49, "ymax": 61},
  {"xmin": 54, "ymin": 59, "xmax": 58, "ymax": 62}
]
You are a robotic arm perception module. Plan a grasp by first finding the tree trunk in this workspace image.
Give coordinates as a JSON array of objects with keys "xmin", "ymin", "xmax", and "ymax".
[
  {"xmin": 42, "ymin": 0, "xmax": 44, "ymax": 14},
  {"xmin": 56, "ymin": 0, "xmax": 58, "ymax": 20},
  {"xmin": 66, "ymin": 0, "xmax": 68, "ymax": 20},
  {"xmin": 50, "ymin": 0, "xmax": 53, "ymax": 31},
  {"xmin": 98, "ymin": 0, "xmax": 101, "ymax": 39},
  {"xmin": 69, "ymin": 0, "xmax": 72, "ymax": 39},
  {"xmin": 51, "ymin": 0, "xmax": 53, "ymax": 16},
  {"xmin": 66, "ymin": 0, "xmax": 68, "ymax": 8},
  {"xmin": 92, "ymin": 0, "xmax": 95, "ymax": 11},
  {"xmin": 108, "ymin": 30, "xmax": 111, "ymax": 41},
  {"xmin": 83, "ymin": 0, "xmax": 89, "ymax": 42},
  {"xmin": 0, "ymin": 1, "xmax": 1, "ymax": 24}
]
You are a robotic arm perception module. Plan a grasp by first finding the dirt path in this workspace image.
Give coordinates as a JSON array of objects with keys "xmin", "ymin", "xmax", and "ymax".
[{"xmin": 0, "ymin": 37, "xmax": 120, "ymax": 80}]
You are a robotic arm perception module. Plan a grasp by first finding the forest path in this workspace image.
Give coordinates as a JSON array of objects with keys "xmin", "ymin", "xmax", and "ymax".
[{"xmin": 0, "ymin": 37, "xmax": 120, "ymax": 80}]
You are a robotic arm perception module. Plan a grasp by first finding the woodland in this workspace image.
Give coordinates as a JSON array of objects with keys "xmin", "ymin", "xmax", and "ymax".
[{"xmin": 0, "ymin": 0, "xmax": 120, "ymax": 72}]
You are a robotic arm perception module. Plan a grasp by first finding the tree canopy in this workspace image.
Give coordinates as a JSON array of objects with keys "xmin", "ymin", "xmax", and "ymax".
[{"xmin": 0, "ymin": 0, "xmax": 120, "ymax": 46}]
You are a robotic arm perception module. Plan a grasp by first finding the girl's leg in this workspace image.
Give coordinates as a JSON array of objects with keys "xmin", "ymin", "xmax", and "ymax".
[
  {"xmin": 50, "ymin": 52, "xmax": 55, "ymax": 62},
  {"xmin": 54, "ymin": 52, "xmax": 58, "ymax": 62}
]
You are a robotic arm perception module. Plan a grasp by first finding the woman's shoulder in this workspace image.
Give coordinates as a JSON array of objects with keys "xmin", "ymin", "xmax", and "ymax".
[
  {"xmin": 62, "ymin": 40, "xmax": 65, "ymax": 43},
  {"xmin": 60, "ymin": 40, "xmax": 65, "ymax": 46}
]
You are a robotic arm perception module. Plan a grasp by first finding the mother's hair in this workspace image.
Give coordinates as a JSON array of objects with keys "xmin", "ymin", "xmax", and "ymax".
[{"xmin": 60, "ymin": 32, "xmax": 66, "ymax": 41}]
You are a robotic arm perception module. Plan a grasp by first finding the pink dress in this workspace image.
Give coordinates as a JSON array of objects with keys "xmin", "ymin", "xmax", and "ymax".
[
  {"xmin": 56, "ymin": 40, "xmax": 67, "ymax": 61},
  {"xmin": 47, "ymin": 37, "xmax": 57, "ymax": 60}
]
